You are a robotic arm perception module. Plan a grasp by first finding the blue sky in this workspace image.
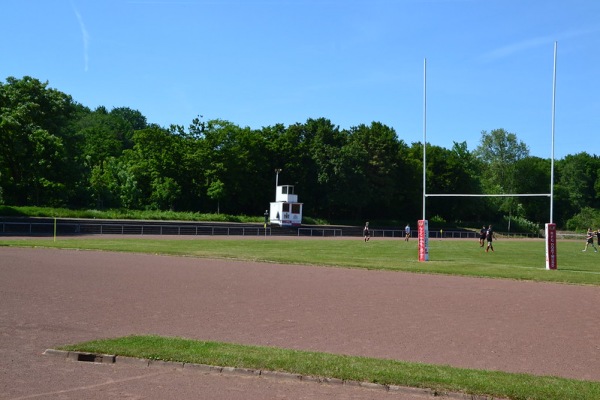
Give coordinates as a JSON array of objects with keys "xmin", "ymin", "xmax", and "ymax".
[{"xmin": 3, "ymin": 0, "xmax": 599, "ymax": 159}]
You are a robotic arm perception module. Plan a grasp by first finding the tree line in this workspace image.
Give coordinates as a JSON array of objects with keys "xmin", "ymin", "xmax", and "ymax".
[{"xmin": 1, "ymin": 76, "xmax": 599, "ymax": 230}]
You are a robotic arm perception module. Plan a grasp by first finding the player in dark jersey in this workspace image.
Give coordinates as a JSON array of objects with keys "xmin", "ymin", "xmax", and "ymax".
[
  {"xmin": 582, "ymin": 228, "xmax": 597, "ymax": 252},
  {"xmin": 363, "ymin": 222, "xmax": 370, "ymax": 242},
  {"xmin": 485, "ymin": 225, "xmax": 496, "ymax": 252},
  {"xmin": 479, "ymin": 225, "xmax": 486, "ymax": 247}
]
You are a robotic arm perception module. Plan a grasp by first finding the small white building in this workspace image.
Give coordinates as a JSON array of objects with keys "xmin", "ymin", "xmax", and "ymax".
[{"xmin": 270, "ymin": 185, "xmax": 303, "ymax": 226}]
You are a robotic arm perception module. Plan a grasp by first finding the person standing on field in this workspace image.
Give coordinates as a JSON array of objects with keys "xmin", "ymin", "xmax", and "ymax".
[
  {"xmin": 582, "ymin": 228, "xmax": 597, "ymax": 252},
  {"xmin": 363, "ymin": 222, "xmax": 370, "ymax": 242},
  {"xmin": 479, "ymin": 225, "xmax": 487, "ymax": 247},
  {"xmin": 485, "ymin": 225, "xmax": 496, "ymax": 252},
  {"xmin": 404, "ymin": 224, "xmax": 411, "ymax": 241}
]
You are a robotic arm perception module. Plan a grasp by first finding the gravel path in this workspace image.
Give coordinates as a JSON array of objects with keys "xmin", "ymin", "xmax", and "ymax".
[{"xmin": 1, "ymin": 246, "xmax": 599, "ymax": 399}]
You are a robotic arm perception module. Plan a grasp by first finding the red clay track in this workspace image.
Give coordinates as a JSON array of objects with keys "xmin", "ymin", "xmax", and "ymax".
[{"xmin": 1, "ymin": 245, "xmax": 599, "ymax": 399}]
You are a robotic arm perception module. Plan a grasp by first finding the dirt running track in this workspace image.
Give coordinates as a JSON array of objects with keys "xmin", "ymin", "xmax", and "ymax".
[{"xmin": 1, "ymin": 245, "xmax": 599, "ymax": 399}]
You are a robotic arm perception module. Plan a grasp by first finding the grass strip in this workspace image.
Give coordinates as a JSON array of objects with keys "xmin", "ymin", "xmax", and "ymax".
[
  {"xmin": 58, "ymin": 335, "xmax": 600, "ymax": 400},
  {"xmin": 0, "ymin": 205, "xmax": 325, "ymax": 224},
  {"xmin": 3, "ymin": 237, "xmax": 600, "ymax": 285}
]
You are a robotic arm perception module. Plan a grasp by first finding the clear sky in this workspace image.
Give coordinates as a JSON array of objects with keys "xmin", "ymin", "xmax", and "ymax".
[{"xmin": 3, "ymin": 0, "xmax": 599, "ymax": 159}]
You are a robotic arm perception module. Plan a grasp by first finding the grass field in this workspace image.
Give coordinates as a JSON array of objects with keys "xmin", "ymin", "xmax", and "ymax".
[{"xmin": 1, "ymin": 236, "xmax": 599, "ymax": 285}]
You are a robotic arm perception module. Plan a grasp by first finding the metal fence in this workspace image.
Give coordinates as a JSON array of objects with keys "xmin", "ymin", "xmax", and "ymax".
[
  {"xmin": 0, "ymin": 219, "xmax": 550, "ymax": 239},
  {"xmin": 297, "ymin": 227, "xmax": 343, "ymax": 237},
  {"xmin": 369, "ymin": 229, "xmax": 403, "ymax": 238},
  {"xmin": 79, "ymin": 224, "xmax": 272, "ymax": 236},
  {"xmin": 0, "ymin": 221, "xmax": 342, "ymax": 237},
  {"xmin": 0, "ymin": 221, "xmax": 274, "ymax": 237}
]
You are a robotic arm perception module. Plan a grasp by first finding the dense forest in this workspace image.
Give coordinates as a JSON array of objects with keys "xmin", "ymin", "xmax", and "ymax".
[{"xmin": 1, "ymin": 76, "xmax": 599, "ymax": 230}]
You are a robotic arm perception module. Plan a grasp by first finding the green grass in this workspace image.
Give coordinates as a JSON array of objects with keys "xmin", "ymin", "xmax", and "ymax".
[
  {"xmin": 0, "ymin": 205, "xmax": 324, "ymax": 224},
  {"xmin": 0, "ymin": 205, "xmax": 268, "ymax": 223},
  {"xmin": 57, "ymin": 335, "xmax": 600, "ymax": 400},
  {"xmin": 2, "ymin": 236, "xmax": 599, "ymax": 285}
]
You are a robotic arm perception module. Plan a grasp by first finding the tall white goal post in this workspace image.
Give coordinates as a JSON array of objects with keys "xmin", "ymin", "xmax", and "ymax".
[{"xmin": 418, "ymin": 43, "xmax": 558, "ymax": 270}]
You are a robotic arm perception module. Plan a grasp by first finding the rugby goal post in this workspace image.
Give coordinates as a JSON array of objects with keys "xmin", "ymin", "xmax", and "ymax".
[{"xmin": 419, "ymin": 43, "xmax": 558, "ymax": 269}]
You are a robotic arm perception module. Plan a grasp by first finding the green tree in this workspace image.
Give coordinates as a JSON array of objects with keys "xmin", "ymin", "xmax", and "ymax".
[
  {"xmin": 420, "ymin": 142, "xmax": 484, "ymax": 223},
  {"xmin": 0, "ymin": 76, "xmax": 78, "ymax": 206},
  {"xmin": 474, "ymin": 128, "xmax": 530, "ymax": 230},
  {"xmin": 304, "ymin": 118, "xmax": 347, "ymax": 218},
  {"xmin": 206, "ymin": 120, "xmax": 269, "ymax": 214},
  {"xmin": 345, "ymin": 122, "xmax": 402, "ymax": 220},
  {"xmin": 77, "ymin": 107, "xmax": 151, "ymax": 208},
  {"xmin": 207, "ymin": 178, "xmax": 225, "ymax": 214},
  {"xmin": 566, "ymin": 207, "xmax": 600, "ymax": 231},
  {"xmin": 513, "ymin": 156, "xmax": 552, "ymax": 224},
  {"xmin": 89, "ymin": 160, "xmax": 116, "ymax": 209},
  {"xmin": 150, "ymin": 176, "xmax": 181, "ymax": 211},
  {"xmin": 129, "ymin": 126, "xmax": 185, "ymax": 210},
  {"xmin": 77, "ymin": 107, "xmax": 126, "ymax": 168},
  {"xmin": 267, "ymin": 122, "xmax": 319, "ymax": 215},
  {"xmin": 89, "ymin": 155, "xmax": 142, "ymax": 209},
  {"xmin": 109, "ymin": 106, "xmax": 148, "ymax": 149},
  {"xmin": 554, "ymin": 152, "xmax": 600, "ymax": 225}
]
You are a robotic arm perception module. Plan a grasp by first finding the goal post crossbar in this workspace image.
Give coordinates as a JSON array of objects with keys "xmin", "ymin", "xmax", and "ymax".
[{"xmin": 425, "ymin": 193, "xmax": 551, "ymax": 198}]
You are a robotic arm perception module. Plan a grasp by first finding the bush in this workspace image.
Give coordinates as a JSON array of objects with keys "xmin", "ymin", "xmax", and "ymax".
[
  {"xmin": 502, "ymin": 215, "xmax": 540, "ymax": 234},
  {"xmin": 430, "ymin": 215, "xmax": 446, "ymax": 224},
  {"xmin": 566, "ymin": 207, "xmax": 600, "ymax": 232}
]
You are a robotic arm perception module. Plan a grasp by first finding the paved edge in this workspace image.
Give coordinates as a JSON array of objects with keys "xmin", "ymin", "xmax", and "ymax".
[{"xmin": 43, "ymin": 349, "xmax": 507, "ymax": 400}]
